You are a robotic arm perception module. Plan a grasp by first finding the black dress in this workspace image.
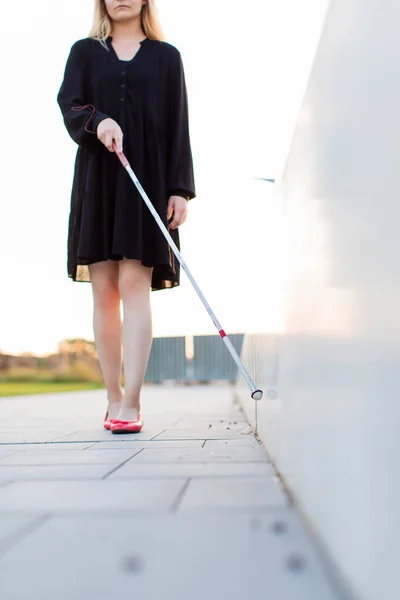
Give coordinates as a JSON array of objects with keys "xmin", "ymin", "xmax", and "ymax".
[{"xmin": 57, "ymin": 36, "xmax": 196, "ymax": 291}]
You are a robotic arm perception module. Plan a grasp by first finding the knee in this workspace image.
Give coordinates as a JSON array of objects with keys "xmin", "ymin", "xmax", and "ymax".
[
  {"xmin": 119, "ymin": 270, "xmax": 150, "ymax": 304},
  {"xmin": 89, "ymin": 262, "xmax": 120, "ymax": 309},
  {"xmin": 92, "ymin": 279, "xmax": 120, "ymax": 309}
]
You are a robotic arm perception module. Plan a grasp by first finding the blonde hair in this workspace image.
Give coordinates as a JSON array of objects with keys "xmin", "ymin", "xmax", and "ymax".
[{"xmin": 89, "ymin": 0, "xmax": 165, "ymax": 44}]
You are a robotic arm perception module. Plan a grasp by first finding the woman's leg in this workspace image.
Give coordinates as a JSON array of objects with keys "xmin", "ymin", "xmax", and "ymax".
[
  {"xmin": 89, "ymin": 261, "xmax": 123, "ymax": 419},
  {"xmin": 118, "ymin": 258, "xmax": 153, "ymax": 421}
]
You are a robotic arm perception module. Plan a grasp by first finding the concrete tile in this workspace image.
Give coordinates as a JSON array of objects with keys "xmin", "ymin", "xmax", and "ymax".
[
  {"xmin": 0, "ymin": 513, "xmax": 338, "ymax": 600},
  {"xmin": 0, "ymin": 425, "xmax": 78, "ymax": 433},
  {"xmin": 0, "ymin": 515, "xmax": 40, "ymax": 544},
  {"xmin": 0, "ymin": 480, "xmax": 186, "ymax": 512},
  {"xmin": 110, "ymin": 462, "xmax": 275, "ymax": 479},
  {"xmin": 88, "ymin": 440, "xmax": 204, "ymax": 450},
  {"xmin": 180, "ymin": 477, "xmax": 287, "ymax": 510},
  {"xmin": 0, "ymin": 480, "xmax": 12, "ymax": 487},
  {"xmin": 0, "ymin": 450, "xmax": 23, "ymax": 460},
  {"xmin": 166, "ymin": 423, "xmax": 248, "ymax": 435},
  {"xmin": 0, "ymin": 449, "xmax": 141, "ymax": 466},
  {"xmin": 0, "ymin": 465, "xmax": 113, "ymax": 480},
  {"xmin": 129, "ymin": 447, "xmax": 268, "ymax": 463},
  {"xmin": 171, "ymin": 420, "xmax": 248, "ymax": 430},
  {"xmin": 55, "ymin": 429, "xmax": 164, "ymax": 443},
  {"xmin": 204, "ymin": 439, "xmax": 262, "ymax": 450},
  {"xmin": 0, "ymin": 443, "xmax": 93, "ymax": 452},
  {"xmin": 0, "ymin": 433, "xmax": 77, "ymax": 444},
  {"xmin": 154, "ymin": 429, "xmax": 247, "ymax": 441},
  {"xmin": 175, "ymin": 414, "xmax": 246, "ymax": 425},
  {"xmin": 0, "ymin": 386, "xmax": 339, "ymax": 600}
]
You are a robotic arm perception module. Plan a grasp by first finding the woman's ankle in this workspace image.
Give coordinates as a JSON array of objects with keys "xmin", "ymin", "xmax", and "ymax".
[
  {"xmin": 117, "ymin": 395, "xmax": 141, "ymax": 421},
  {"xmin": 116, "ymin": 406, "xmax": 140, "ymax": 421},
  {"xmin": 121, "ymin": 390, "xmax": 140, "ymax": 410},
  {"xmin": 107, "ymin": 389, "xmax": 123, "ymax": 404},
  {"xmin": 106, "ymin": 391, "xmax": 123, "ymax": 419}
]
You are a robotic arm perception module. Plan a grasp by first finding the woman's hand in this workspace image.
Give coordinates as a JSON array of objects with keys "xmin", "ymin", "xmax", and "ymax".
[
  {"xmin": 167, "ymin": 195, "xmax": 188, "ymax": 229},
  {"xmin": 97, "ymin": 118, "xmax": 123, "ymax": 153}
]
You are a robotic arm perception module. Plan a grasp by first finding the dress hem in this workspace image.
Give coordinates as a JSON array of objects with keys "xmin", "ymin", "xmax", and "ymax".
[{"xmin": 69, "ymin": 254, "xmax": 180, "ymax": 292}]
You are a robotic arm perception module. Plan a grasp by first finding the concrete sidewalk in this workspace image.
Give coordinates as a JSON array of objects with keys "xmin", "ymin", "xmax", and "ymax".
[{"xmin": 0, "ymin": 385, "xmax": 341, "ymax": 600}]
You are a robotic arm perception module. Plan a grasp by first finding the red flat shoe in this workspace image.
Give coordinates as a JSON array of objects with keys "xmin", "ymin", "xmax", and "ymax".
[
  {"xmin": 104, "ymin": 411, "xmax": 112, "ymax": 431},
  {"xmin": 110, "ymin": 414, "xmax": 143, "ymax": 434}
]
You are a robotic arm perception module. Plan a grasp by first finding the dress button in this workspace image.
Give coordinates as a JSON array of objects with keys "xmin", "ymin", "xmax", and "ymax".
[
  {"xmin": 121, "ymin": 97, "xmax": 125, "ymax": 102},
  {"xmin": 121, "ymin": 84, "xmax": 125, "ymax": 88},
  {"xmin": 121, "ymin": 71, "xmax": 126, "ymax": 76}
]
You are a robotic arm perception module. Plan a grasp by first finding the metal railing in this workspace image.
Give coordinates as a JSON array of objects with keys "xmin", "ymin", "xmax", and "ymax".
[{"xmin": 144, "ymin": 334, "xmax": 244, "ymax": 383}]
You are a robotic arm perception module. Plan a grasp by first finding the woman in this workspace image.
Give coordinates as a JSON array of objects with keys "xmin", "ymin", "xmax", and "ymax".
[{"xmin": 57, "ymin": 0, "xmax": 196, "ymax": 433}]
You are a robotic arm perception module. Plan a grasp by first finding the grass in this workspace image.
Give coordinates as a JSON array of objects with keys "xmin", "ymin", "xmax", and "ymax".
[{"xmin": 0, "ymin": 381, "xmax": 105, "ymax": 398}]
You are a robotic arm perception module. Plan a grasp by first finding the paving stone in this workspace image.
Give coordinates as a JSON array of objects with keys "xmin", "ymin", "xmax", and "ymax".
[
  {"xmin": 0, "ymin": 465, "xmax": 113, "ymax": 480},
  {"xmin": 55, "ymin": 429, "xmax": 164, "ymax": 442},
  {"xmin": 0, "ymin": 449, "xmax": 141, "ymax": 466},
  {"xmin": 0, "ymin": 386, "xmax": 340, "ymax": 599},
  {"xmin": 0, "ymin": 480, "xmax": 186, "ymax": 512},
  {"xmin": 128, "ymin": 447, "xmax": 268, "ymax": 463},
  {"xmin": 0, "ymin": 515, "xmax": 40, "ymax": 545},
  {"xmin": 0, "ymin": 425, "xmax": 79, "ymax": 432},
  {"xmin": 0, "ymin": 513, "xmax": 338, "ymax": 600},
  {"xmin": 180, "ymin": 477, "xmax": 287, "ymax": 510},
  {"xmin": 170, "ymin": 420, "xmax": 248, "ymax": 430},
  {"xmin": 0, "ymin": 450, "xmax": 23, "ymax": 460},
  {"xmin": 165, "ymin": 423, "xmax": 248, "ymax": 434},
  {"xmin": 175, "ymin": 415, "xmax": 247, "ymax": 424},
  {"xmin": 204, "ymin": 438, "xmax": 262, "ymax": 450},
  {"xmin": 0, "ymin": 443, "xmax": 92, "ymax": 452},
  {"xmin": 0, "ymin": 432, "xmax": 77, "ymax": 444},
  {"xmin": 154, "ymin": 429, "xmax": 247, "ymax": 441},
  {"xmin": 88, "ymin": 440, "xmax": 204, "ymax": 450},
  {"xmin": 110, "ymin": 462, "xmax": 275, "ymax": 479}
]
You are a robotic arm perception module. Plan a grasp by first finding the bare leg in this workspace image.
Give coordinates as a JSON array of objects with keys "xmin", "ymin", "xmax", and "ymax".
[
  {"xmin": 118, "ymin": 259, "xmax": 153, "ymax": 421},
  {"xmin": 89, "ymin": 261, "xmax": 123, "ymax": 419}
]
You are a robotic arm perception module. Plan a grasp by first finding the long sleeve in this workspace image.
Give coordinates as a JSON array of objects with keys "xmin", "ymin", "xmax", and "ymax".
[
  {"xmin": 166, "ymin": 50, "xmax": 196, "ymax": 200},
  {"xmin": 57, "ymin": 42, "xmax": 109, "ymax": 148}
]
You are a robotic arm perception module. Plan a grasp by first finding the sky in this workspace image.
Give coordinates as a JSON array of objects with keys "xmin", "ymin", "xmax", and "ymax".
[{"xmin": 0, "ymin": 0, "xmax": 329, "ymax": 355}]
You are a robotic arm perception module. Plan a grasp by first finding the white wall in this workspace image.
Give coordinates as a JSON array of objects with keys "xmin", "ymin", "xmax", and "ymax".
[{"xmin": 237, "ymin": 1, "xmax": 400, "ymax": 599}]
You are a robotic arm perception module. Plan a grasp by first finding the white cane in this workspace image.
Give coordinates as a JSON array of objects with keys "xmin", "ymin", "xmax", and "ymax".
[{"xmin": 115, "ymin": 145, "xmax": 263, "ymax": 401}]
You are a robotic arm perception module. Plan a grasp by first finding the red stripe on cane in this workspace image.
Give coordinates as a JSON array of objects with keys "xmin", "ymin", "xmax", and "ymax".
[{"xmin": 219, "ymin": 329, "xmax": 227, "ymax": 338}]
